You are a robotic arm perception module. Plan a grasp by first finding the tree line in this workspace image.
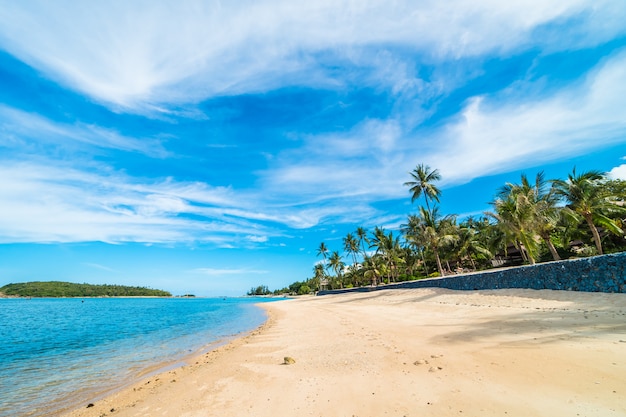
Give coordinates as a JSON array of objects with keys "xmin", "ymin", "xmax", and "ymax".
[
  {"xmin": 0, "ymin": 281, "xmax": 172, "ymax": 297},
  {"xmin": 269, "ymin": 165, "xmax": 626, "ymax": 295}
]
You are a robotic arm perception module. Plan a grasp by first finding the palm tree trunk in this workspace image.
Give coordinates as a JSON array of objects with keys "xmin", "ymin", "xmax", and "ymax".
[
  {"xmin": 543, "ymin": 236, "xmax": 561, "ymax": 261},
  {"xmin": 517, "ymin": 241, "xmax": 528, "ymax": 262},
  {"xmin": 585, "ymin": 214, "xmax": 603, "ymax": 255},
  {"xmin": 434, "ymin": 249, "xmax": 445, "ymax": 276}
]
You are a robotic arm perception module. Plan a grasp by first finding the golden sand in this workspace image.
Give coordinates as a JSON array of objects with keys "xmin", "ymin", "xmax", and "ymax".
[{"xmin": 63, "ymin": 288, "xmax": 626, "ymax": 417}]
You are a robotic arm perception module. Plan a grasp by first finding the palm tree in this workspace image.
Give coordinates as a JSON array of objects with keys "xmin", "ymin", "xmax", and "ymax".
[
  {"xmin": 317, "ymin": 242, "xmax": 329, "ymax": 264},
  {"xmin": 343, "ymin": 232, "xmax": 359, "ymax": 269},
  {"xmin": 355, "ymin": 227, "xmax": 369, "ymax": 260},
  {"xmin": 551, "ymin": 169, "xmax": 625, "ymax": 255},
  {"xmin": 312, "ymin": 264, "xmax": 326, "ymax": 291},
  {"xmin": 362, "ymin": 255, "xmax": 382, "ymax": 286},
  {"xmin": 488, "ymin": 189, "xmax": 539, "ymax": 264},
  {"xmin": 401, "ymin": 214, "xmax": 429, "ymax": 275},
  {"xmin": 328, "ymin": 251, "xmax": 345, "ymax": 288},
  {"xmin": 495, "ymin": 172, "xmax": 562, "ymax": 262},
  {"xmin": 455, "ymin": 221, "xmax": 493, "ymax": 270},
  {"xmin": 404, "ymin": 164, "xmax": 442, "ymax": 212},
  {"xmin": 412, "ymin": 206, "xmax": 458, "ymax": 276}
]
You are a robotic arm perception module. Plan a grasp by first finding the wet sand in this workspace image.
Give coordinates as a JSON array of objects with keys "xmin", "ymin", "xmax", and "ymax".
[{"xmin": 62, "ymin": 288, "xmax": 626, "ymax": 417}]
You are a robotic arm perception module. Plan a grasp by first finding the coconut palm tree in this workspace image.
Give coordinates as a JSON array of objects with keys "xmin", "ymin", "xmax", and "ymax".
[
  {"xmin": 404, "ymin": 164, "xmax": 442, "ymax": 212},
  {"xmin": 328, "ymin": 251, "xmax": 345, "ymax": 288},
  {"xmin": 355, "ymin": 226, "xmax": 369, "ymax": 260},
  {"xmin": 402, "ymin": 214, "xmax": 429, "ymax": 275},
  {"xmin": 488, "ymin": 189, "xmax": 539, "ymax": 264},
  {"xmin": 317, "ymin": 242, "xmax": 329, "ymax": 264},
  {"xmin": 455, "ymin": 221, "xmax": 493, "ymax": 271},
  {"xmin": 412, "ymin": 207, "xmax": 458, "ymax": 276},
  {"xmin": 551, "ymin": 169, "xmax": 625, "ymax": 255},
  {"xmin": 343, "ymin": 232, "xmax": 359, "ymax": 269},
  {"xmin": 496, "ymin": 172, "xmax": 562, "ymax": 262},
  {"xmin": 312, "ymin": 263, "xmax": 326, "ymax": 291}
]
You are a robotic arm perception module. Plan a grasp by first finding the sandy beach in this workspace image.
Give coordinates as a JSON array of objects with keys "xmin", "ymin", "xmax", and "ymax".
[{"xmin": 62, "ymin": 288, "xmax": 626, "ymax": 417}]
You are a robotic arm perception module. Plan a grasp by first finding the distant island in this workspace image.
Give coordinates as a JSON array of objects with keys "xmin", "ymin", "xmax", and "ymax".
[{"xmin": 0, "ymin": 281, "xmax": 172, "ymax": 298}]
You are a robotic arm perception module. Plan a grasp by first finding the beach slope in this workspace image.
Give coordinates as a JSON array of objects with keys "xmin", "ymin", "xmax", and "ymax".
[{"xmin": 63, "ymin": 288, "xmax": 626, "ymax": 417}]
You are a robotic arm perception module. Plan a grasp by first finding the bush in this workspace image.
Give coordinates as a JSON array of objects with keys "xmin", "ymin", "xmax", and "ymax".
[{"xmin": 298, "ymin": 285, "xmax": 311, "ymax": 295}]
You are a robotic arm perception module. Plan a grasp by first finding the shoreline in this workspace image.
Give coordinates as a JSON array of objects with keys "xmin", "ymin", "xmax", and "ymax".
[
  {"xmin": 61, "ymin": 288, "xmax": 626, "ymax": 417},
  {"xmin": 52, "ymin": 307, "xmax": 274, "ymax": 417}
]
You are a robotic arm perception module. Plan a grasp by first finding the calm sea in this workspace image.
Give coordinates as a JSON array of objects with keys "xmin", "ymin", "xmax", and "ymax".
[{"xmin": 0, "ymin": 297, "xmax": 275, "ymax": 417}]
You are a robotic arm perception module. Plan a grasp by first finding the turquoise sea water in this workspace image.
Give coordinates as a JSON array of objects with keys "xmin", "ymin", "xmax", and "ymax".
[{"xmin": 0, "ymin": 297, "xmax": 274, "ymax": 417}]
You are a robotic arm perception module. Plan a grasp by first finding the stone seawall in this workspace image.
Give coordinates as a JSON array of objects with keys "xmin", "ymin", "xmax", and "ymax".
[{"xmin": 317, "ymin": 252, "xmax": 626, "ymax": 296}]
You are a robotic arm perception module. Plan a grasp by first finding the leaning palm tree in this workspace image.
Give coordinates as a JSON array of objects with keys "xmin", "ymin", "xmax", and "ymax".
[
  {"xmin": 404, "ymin": 164, "xmax": 442, "ymax": 212},
  {"xmin": 551, "ymin": 169, "xmax": 625, "ymax": 255}
]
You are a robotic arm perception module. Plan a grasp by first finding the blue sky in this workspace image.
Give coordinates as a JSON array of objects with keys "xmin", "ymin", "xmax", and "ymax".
[{"xmin": 1, "ymin": 1, "xmax": 626, "ymax": 296}]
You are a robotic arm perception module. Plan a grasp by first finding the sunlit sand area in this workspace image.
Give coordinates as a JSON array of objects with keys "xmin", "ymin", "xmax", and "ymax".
[{"xmin": 64, "ymin": 288, "xmax": 626, "ymax": 417}]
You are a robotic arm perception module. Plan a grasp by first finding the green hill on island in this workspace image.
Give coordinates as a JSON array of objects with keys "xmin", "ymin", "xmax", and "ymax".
[{"xmin": 0, "ymin": 281, "xmax": 171, "ymax": 297}]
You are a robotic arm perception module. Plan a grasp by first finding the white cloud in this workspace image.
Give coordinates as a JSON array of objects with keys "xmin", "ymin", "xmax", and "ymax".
[
  {"xmin": 0, "ymin": 0, "xmax": 622, "ymax": 111},
  {"xmin": 608, "ymin": 164, "xmax": 626, "ymax": 180},
  {"xmin": 0, "ymin": 105, "xmax": 168, "ymax": 157},
  {"xmin": 250, "ymin": 48, "xmax": 626, "ymax": 221},
  {"xmin": 0, "ymin": 162, "xmax": 270, "ymax": 244},
  {"xmin": 428, "ymin": 50, "xmax": 626, "ymax": 184},
  {"xmin": 246, "ymin": 235, "xmax": 268, "ymax": 243}
]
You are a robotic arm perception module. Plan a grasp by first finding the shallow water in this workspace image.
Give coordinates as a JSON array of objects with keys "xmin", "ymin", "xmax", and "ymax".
[{"xmin": 0, "ymin": 297, "xmax": 273, "ymax": 417}]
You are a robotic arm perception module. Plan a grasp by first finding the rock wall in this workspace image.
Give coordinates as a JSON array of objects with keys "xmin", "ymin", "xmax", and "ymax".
[{"xmin": 317, "ymin": 252, "xmax": 626, "ymax": 296}]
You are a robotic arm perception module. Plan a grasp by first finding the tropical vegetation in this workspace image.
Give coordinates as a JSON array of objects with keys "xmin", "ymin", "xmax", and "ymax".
[
  {"xmin": 266, "ymin": 165, "xmax": 626, "ymax": 295},
  {"xmin": 0, "ymin": 281, "xmax": 172, "ymax": 297}
]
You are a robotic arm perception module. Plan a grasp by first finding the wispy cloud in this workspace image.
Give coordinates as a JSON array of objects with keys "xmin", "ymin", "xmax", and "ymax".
[
  {"xmin": 429, "ymin": 49, "xmax": 626, "ymax": 184},
  {"xmin": 0, "ymin": 1, "xmax": 622, "ymax": 112},
  {"xmin": 0, "ymin": 162, "xmax": 273, "ymax": 244},
  {"xmin": 0, "ymin": 1, "xmax": 624, "ymax": 249},
  {"xmin": 0, "ymin": 105, "xmax": 168, "ymax": 157},
  {"xmin": 257, "ymin": 48, "xmax": 626, "ymax": 211}
]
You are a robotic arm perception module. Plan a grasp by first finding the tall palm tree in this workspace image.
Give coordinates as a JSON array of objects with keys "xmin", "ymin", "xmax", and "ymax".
[
  {"xmin": 551, "ymin": 169, "xmax": 625, "ymax": 255},
  {"xmin": 404, "ymin": 164, "xmax": 442, "ymax": 212},
  {"xmin": 343, "ymin": 232, "xmax": 359, "ymax": 269},
  {"xmin": 355, "ymin": 227, "xmax": 369, "ymax": 260}
]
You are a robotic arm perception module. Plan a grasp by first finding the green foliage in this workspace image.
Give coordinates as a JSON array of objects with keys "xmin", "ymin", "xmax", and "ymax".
[
  {"xmin": 247, "ymin": 285, "xmax": 271, "ymax": 296},
  {"xmin": 284, "ymin": 164, "xmax": 626, "ymax": 294},
  {"xmin": 298, "ymin": 285, "xmax": 311, "ymax": 295},
  {"xmin": 0, "ymin": 281, "xmax": 171, "ymax": 297}
]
